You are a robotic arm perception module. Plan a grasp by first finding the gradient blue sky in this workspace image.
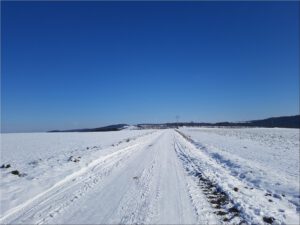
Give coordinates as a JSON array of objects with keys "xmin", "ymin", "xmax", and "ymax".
[{"xmin": 1, "ymin": 1, "xmax": 299, "ymax": 132}]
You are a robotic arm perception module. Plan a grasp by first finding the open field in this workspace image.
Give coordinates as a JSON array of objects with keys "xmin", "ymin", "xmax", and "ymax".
[{"xmin": 1, "ymin": 128, "xmax": 299, "ymax": 224}]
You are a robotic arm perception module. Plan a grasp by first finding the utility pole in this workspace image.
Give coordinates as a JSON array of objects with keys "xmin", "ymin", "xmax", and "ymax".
[{"xmin": 176, "ymin": 115, "xmax": 180, "ymax": 128}]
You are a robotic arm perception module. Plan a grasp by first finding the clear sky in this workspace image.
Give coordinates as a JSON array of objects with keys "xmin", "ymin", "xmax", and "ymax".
[{"xmin": 1, "ymin": 1, "xmax": 299, "ymax": 132}]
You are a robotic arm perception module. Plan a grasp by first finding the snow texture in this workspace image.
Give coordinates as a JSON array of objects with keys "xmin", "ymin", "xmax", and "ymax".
[{"xmin": 0, "ymin": 128, "xmax": 299, "ymax": 224}]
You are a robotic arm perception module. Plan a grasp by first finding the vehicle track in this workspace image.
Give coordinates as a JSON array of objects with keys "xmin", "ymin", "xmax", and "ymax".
[
  {"xmin": 1, "ymin": 129, "xmax": 221, "ymax": 224},
  {"xmin": 50, "ymin": 130, "xmax": 201, "ymax": 224},
  {"xmin": 0, "ymin": 131, "xmax": 163, "ymax": 224},
  {"xmin": 174, "ymin": 133, "xmax": 247, "ymax": 224}
]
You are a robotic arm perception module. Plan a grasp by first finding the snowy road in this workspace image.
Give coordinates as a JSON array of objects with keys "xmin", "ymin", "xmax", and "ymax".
[
  {"xmin": 1, "ymin": 129, "xmax": 299, "ymax": 224},
  {"xmin": 1, "ymin": 130, "xmax": 214, "ymax": 224}
]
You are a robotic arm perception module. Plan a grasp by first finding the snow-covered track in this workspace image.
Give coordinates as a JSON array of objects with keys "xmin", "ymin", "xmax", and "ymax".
[
  {"xmin": 0, "ymin": 131, "xmax": 162, "ymax": 224},
  {"xmin": 1, "ymin": 129, "xmax": 298, "ymax": 224},
  {"xmin": 174, "ymin": 131, "xmax": 247, "ymax": 224}
]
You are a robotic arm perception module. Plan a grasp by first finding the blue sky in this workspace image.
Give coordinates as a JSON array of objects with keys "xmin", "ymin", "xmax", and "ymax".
[{"xmin": 1, "ymin": 1, "xmax": 299, "ymax": 132}]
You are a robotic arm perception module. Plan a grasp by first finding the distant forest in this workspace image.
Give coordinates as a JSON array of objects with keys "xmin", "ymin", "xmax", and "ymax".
[
  {"xmin": 141, "ymin": 115, "xmax": 299, "ymax": 129},
  {"xmin": 49, "ymin": 115, "xmax": 300, "ymax": 132}
]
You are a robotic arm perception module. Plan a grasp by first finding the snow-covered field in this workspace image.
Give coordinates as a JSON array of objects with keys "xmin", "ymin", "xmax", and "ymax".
[
  {"xmin": 178, "ymin": 127, "xmax": 300, "ymax": 224},
  {"xmin": 0, "ymin": 128, "xmax": 299, "ymax": 224}
]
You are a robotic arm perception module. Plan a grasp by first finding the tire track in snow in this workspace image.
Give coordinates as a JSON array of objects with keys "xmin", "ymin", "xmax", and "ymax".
[
  {"xmin": 148, "ymin": 130, "xmax": 200, "ymax": 224},
  {"xmin": 0, "ymin": 131, "xmax": 162, "ymax": 224},
  {"xmin": 108, "ymin": 143, "xmax": 160, "ymax": 224},
  {"xmin": 174, "ymin": 129, "xmax": 292, "ymax": 224},
  {"xmin": 47, "ymin": 130, "xmax": 201, "ymax": 224},
  {"xmin": 174, "ymin": 130, "xmax": 248, "ymax": 224},
  {"xmin": 3, "ymin": 129, "xmax": 243, "ymax": 224},
  {"xmin": 46, "ymin": 131, "xmax": 166, "ymax": 224}
]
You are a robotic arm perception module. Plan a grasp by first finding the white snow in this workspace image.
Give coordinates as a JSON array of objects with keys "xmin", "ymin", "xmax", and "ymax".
[
  {"xmin": 1, "ymin": 128, "xmax": 299, "ymax": 224},
  {"xmin": 0, "ymin": 130, "xmax": 153, "ymax": 218},
  {"xmin": 179, "ymin": 127, "xmax": 300, "ymax": 224}
]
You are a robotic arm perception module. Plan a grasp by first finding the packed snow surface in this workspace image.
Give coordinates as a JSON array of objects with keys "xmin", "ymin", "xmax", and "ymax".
[{"xmin": 0, "ymin": 128, "xmax": 299, "ymax": 224}]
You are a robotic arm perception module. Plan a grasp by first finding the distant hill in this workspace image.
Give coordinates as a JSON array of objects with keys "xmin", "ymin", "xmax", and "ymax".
[
  {"xmin": 48, "ymin": 124, "xmax": 129, "ymax": 132},
  {"xmin": 138, "ymin": 115, "xmax": 300, "ymax": 129},
  {"xmin": 48, "ymin": 115, "xmax": 300, "ymax": 132},
  {"xmin": 215, "ymin": 115, "xmax": 300, "ymax": 128}
]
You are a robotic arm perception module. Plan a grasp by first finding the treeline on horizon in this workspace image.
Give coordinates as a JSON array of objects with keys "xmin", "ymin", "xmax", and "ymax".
[
  {"xmin": 49, "ymin": 115, "xmax": 300, "ymax": 132},
  {"xmin": 144, "ymin": 115, "xmax": 300, "ymax": 129}
]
